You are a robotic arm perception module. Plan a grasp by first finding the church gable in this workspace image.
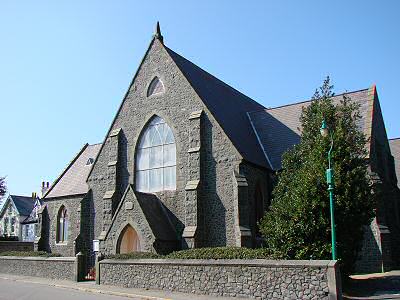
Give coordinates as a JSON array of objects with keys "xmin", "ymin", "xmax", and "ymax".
[{"xmin": 101, "ymin": 185, "xmax": 178, "ymax": 254}]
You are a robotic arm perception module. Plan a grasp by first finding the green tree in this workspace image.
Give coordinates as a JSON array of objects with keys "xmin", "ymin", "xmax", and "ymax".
[
  {"xmin": 0, "ymin": 177, "xmax": 6, "ymax": 199},
  {"xmin": 259, "ymin": 77, "xmax": 375, "ymax": 274}
]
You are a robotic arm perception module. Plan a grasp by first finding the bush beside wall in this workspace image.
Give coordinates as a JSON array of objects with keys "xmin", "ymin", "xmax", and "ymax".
[{"xmin": 105, "ymin": 247, "xmax": 274, "ymax": 260}]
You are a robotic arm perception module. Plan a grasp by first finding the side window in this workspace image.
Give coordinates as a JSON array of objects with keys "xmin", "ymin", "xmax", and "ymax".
[
  {"xmin": 56, "ymin": 206, "xmax": 68, "ymax": 243},
  {"xmin": 10, "ymin": 217, "xmax": 15, "ymax": 233}
]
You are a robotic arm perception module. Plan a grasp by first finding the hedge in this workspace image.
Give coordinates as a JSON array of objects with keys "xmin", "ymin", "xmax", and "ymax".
[
  {"xmin": 166, "ymin": 247, "xmax": 273, "ymax": 259},
  {"xmin": 0, "ymin": 251, "xmax": 61, "ymax": 257},
  {"xmin": 105, "ymin": 252, "xmax": 161, "ymax": 260},
  {"xmin": 107, "ymin": 247, "xmax": 274, "ymax": 260}
]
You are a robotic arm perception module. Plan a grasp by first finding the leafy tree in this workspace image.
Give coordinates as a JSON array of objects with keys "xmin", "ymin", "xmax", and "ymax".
[
  {"xmin": 259, "ymin": 77, "xmax": 375, "ymax": 274},
  {"xmin": 0, "ymin": 177, "xmax": 6, "ymax": 199}
]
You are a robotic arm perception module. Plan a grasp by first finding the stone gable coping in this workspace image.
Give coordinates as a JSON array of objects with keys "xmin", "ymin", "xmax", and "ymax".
[
  {"xmin": 189, "ymin": 110, "xmax": 203, "ymax": 120},
  {"xmin": 103, "ymin": 190, "xmax": 115, "ymax": 199},
  {"xmin": 184, "ymin": 180, "xmax": 200, "ymax": 191},
  {"xmin": 182, "ymin": 226, "xmax": 197, "ymax": 238},
  {"xmin": 109, "ymin": 128, "xmax": 122, "ymax": 137},
  {"xmin": 187, "ymin": 146, "xmax": 201, "ymax": 153},
  {"xmin": 107, "ymin": 161, "xmax": 118, "ymax": 166}
]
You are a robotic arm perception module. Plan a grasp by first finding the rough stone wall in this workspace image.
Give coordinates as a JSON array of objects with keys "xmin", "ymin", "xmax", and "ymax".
[
  {"xmin": 0, "ymin": 256, "xmax": 75, "ymax": 280},
  {"xmin": 88, "ymin": 39, "xmax": 247, "ymax": 249},
  {"xmin": 0, "ymin": 241, "xmax": 34, "ymax": 252},
  {"xmin": 44, "ymin": 195, "xmax": 85, "ymax": 256},
  {"xmin": 99, "ymin": 259, "xmax": 339, "ymax": 299},
  {"xmin": 357, "ymin": 92, "xmax": 400, "ymax": 272}
]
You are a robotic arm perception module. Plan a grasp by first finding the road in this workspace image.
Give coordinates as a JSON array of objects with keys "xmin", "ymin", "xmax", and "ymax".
[
  {"xmin": 0, "ymin": 277, "xmax": 138, "ymax": 300},
  {"xmin": 0, "ymin": 275, "xmax": 233, "ymax": 300}
]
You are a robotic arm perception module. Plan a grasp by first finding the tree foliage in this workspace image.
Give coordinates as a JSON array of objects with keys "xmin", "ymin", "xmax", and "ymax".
[
  {"xmin": 259, "ymin": 77, "xmax": 375, "ymax": 274},
  {"xmin": 0, "ymin": 177, "xmax": 6, "ymax": 199}
]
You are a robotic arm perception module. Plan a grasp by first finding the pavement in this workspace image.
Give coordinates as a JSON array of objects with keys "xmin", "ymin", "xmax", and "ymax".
[
  {"xmin": 343, "ymin": 270, "xmax": 400, "ymax": 300},
  {"xmin": 0, "ymin": 274, "xmax": 236, "ymax": 300}
]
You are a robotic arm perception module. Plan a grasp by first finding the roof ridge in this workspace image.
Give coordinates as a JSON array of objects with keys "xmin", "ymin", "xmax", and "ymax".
[
  {"xmin": 164, "ymin": 46, "xmax": 265, "ymax": 109},
  {"xmin": 264, "ymin": 88, "xmax": 370, "ymax": 111}
]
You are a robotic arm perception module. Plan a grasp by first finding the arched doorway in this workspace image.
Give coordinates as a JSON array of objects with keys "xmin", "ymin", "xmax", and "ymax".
[{"xmin": 117, "ymin": 225, "xmax": 140, "ymax": 254}]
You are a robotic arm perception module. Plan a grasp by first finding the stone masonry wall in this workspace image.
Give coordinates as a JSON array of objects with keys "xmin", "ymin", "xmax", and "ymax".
[
  {"xmin": 44, "ymin": 195, "xmax": 85, "ymax": 256},
  {"xmin": 0, "ymin": 256, "xmax": 75, "ymax": 280},
  {"xmin": 99, "ymin": 259, "xmax": 341, "ymax": 299},
  {"xmin": 88, "ymin": 39, "xmax": 246, "ymax": 249}
]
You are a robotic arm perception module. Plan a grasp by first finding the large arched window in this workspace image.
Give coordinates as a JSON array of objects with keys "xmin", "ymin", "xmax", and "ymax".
[
  {"xmin": 136, "ymin": 116, "xmax": 176, "ymax": 192},
  {"xmin": 56, "ymin": 206, "xmax": 68, "ymax": 243}
]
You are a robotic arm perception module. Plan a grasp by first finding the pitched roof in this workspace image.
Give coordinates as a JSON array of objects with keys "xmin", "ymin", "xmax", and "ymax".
[
  {"xmin": 9, "ymin": 195, "xmax": 36, "ymax": 216},
  {"xmin": 135, "ymin": 191, "xmax": 177, "ymax": 241},
  {"xmin": 164, "ymin": 46, "xmax": 271, "ymax": 169},
  {"xmin": 248, "ymin": 88, "xmax": 373, "ymax": 170},
  {"xmin": 44, "ymin": 143, "xmax": 102, "ymax": 199},
  {"xmin": 389, "ymin": 138, "xmax": 400, "ymax": 188}
]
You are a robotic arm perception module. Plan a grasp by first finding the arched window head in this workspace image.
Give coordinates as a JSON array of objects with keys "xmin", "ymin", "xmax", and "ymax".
[
  {"xmin": 56, "ymin": 206, "xmax": 68, "ymax": 243},
  {"xmin": 147, "ymin": 76, "xmax": 165, "ymax": 97},
  {"xmin": 136, "ymin": 116, "xmax": 176, "ymax": 192}
]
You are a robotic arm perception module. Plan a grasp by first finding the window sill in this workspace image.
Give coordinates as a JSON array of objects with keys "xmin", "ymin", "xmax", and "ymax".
[{"xmin": 55, "ymin": 242, "xmax": 68, "ymax": 246}]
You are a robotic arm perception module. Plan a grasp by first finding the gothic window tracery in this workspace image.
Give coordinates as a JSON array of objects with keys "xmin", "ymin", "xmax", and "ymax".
[{"xmin": 136, "ymin": 116, "xmax": 176, "ymax": 192}]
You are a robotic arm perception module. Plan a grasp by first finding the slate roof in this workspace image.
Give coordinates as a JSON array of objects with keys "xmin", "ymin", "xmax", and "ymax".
[
  {"xmin": 164, "ymin": 46, "xmax": 270, "ymax": 169},
  {"xmin": 44, "ymin": 143, "xmax": 102, "ymax": 199},
  {"xmin": 389, "ymin": 138, "xmax": 400, "ymax": 188},
  {"xmin": 9, "ymin": 195, "xmax": 36, "ymax": 216},
  {"xmin": 135, "ymin": 191, "xmax": 177, "ymax": 241},
  {"xmin": 248, "ymin": 88, "xmax": 372, "ymax": 170}
]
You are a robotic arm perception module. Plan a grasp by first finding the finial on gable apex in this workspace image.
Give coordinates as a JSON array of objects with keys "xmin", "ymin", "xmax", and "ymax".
[{"xmin": 154, "ymin": 21, "xmax": 163, "ymax": 43}]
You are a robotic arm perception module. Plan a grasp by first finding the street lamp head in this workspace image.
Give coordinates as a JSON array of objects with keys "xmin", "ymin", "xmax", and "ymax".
[{"xmin": 320, "ymin": 119, "xmax": 329, "ymax": 137}]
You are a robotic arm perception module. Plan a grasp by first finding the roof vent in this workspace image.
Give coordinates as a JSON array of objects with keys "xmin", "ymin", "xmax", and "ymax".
[{"xmin": 86, "ymin": 158, "xmax": 94, "ymax": 166}]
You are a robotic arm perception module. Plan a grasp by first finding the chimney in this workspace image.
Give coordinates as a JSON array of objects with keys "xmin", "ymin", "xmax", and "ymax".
[{"xmin": 41, "ymin": 181, "xmax": 50, "ymax": 198}]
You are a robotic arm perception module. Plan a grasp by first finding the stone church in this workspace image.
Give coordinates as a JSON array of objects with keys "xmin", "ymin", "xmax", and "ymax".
[{"xmin": 37, "ymin": 23, "xmax": 400, "ymax": 273}]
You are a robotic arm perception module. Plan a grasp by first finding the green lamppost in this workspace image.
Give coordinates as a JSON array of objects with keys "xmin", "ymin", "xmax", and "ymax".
[{"xmin": 320, "ymin": 119, "xmax": 337, "ymax": 260}]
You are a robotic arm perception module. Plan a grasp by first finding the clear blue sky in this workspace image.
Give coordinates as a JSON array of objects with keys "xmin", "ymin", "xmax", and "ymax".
[{"xmin": 1, "ymin": 1, "xmax": 399, "ymax": 197}]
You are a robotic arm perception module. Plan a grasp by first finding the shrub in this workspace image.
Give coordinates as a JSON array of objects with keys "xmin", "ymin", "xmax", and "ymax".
[
  {"xmin": 105, "ymin": 251, "xmax": 161, "ymax": 259},
  {"xmin": 259, "ymin": 77, "xmax": 375, "ymax": 275},
  {"xmin": 0, "ymin": 251, "xmax": 61, "ymax": 257},
  {"xmin": 165, "ymin": 247, "xmax": 273, "ymax": 259}
]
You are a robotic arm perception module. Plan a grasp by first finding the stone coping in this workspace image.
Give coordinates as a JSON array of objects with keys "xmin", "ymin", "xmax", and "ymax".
[
  {"xmin": 0, "ymin": 256, "xmax": 75, "ymax": 262},
  {"xmin": 101, "ymin": 258, "xmax": 336, "ymax": 268}
]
